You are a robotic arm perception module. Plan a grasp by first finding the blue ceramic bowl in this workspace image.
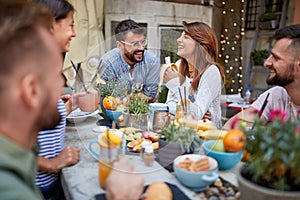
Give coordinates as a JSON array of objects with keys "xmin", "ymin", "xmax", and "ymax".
[
  {"xmin": 202, "ymin": 140, "xmax": 243, "ymax": 170},
  {"xmin": 173, "ymin": 154, "xmax": 219, "ymax": 191},
  {"xmin": 105, "ymin": 110, "xmax": 122, "ymax": 122}
]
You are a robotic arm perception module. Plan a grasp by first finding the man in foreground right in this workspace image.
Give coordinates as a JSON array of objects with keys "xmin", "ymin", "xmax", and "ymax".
[{"xmin": 223, "ymin": 24, "xmax": 300, "ymax": 130}]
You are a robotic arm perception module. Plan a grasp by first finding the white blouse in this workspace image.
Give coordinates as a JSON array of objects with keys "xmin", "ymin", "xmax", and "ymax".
[{"xmin": 165, "ymin": 65, "xmax": 222, "ymax": 129}]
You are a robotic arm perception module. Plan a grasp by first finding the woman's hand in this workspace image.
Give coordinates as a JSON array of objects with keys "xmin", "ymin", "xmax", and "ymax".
[
  {"xmin": 164, "ymin": 68, "xmax": 178, "ymax": 83},
  {"xmin": 203, "ymin": 111, "xmax": 212, "ymax": 121}
]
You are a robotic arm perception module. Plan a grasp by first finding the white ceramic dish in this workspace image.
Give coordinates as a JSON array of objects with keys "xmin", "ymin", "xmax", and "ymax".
[{"xmin": 67, "ymin": 108, "xmax": 99, "ymax": 123}]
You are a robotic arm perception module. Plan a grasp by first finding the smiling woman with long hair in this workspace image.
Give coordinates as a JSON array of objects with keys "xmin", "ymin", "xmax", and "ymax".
[{"xmin": 164, "ymin": 21, "xmax": 225, "ymax": 128}]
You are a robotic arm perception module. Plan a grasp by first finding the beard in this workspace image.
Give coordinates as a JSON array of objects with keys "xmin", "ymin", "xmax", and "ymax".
[
  {"xmin": 124, "ymin": 49, "xmax": 144, "ymax": 63},
  {"xmin": 37, "ymin": 99, "xmax": 61, "ymax": 131},
  {"xmin": 266, "ymin": 63, "xmax": 294, "ymax": 87}
]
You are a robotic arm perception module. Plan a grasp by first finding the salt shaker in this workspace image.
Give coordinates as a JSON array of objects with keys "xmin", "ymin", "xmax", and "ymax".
[
  {"xmin": 143, "ymin": 145, "xmax": 154, "ymax": 167},
  {"xmin": 140, "ymin": 140, "xmax": 150, "ymax": 159}
]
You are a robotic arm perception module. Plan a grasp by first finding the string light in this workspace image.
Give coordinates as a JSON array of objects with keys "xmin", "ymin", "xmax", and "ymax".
[{"xmin": 219, "ymin": 0, "xmax": 245, "ymax": 93}]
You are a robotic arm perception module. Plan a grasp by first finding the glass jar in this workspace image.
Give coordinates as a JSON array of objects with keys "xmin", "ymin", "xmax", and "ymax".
[
  {"xmin": 140, "ymin": 140, "xmax": 150, "ymax": 160},
  {"xmin": 143, "ymin": 145, "xmax": 154, "ymax": 167}
]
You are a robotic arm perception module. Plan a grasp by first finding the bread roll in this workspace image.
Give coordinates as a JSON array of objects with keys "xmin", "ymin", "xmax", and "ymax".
[{"xmin": 146, "ymin": 182, "xmax": 172, "ymax": 200}]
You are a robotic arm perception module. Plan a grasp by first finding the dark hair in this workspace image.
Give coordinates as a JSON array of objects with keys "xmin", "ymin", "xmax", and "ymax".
[
  {"xmin": 35, "ymin": 0, "xmax": 74, "ymax": 21},
  {"xmin": 179, "ymin": 21, "xmax": 225, "ymax": 92},
  {"xmin": 274, "ymin": 24, "xmax": 300, "ymax": 54},
  {"xmin": 114, "ymin": 19, "xmax": 145, "ymax": 41},
  {"xmin": 0, "ymin": 1, "xmax": 52, "ymax": 92}
]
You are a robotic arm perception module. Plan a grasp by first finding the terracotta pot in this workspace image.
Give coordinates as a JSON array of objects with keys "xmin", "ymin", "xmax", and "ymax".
[{"xmin": 237, "ymin": 165, "xmax": 300, "ymax": 200}]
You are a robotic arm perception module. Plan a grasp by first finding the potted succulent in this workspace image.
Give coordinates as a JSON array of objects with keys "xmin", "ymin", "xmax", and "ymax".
[
  {"xmin": 237, "ymin": 109, "xmax": 300, "ymax": 199},
  {"xmin": 158, "ymin": 120, "xmax": 199, "ymax": 171},
  {"xmin": 250, "ymin": 49, "xmax": 269, "ymax": 66},
  {"xmin": 258, "ymin": 12, "xmax": 281, "ymax": 30}
]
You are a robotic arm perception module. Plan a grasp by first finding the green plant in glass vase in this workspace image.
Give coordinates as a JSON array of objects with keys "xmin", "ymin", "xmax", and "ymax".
[
  {"xmin": 126, "ymin": 84, "xmax": 150, "ymax": 115},
  {"xmin": 160, "ymin": 121, "xmax": 197, "ymax": 153},
  {"xmin": 241, "ymin": 109, "xmax": 300, "ymax": 191},
  {"xmin": 121, "ymin": 83, "xmax": 151, "ymax": 130}
]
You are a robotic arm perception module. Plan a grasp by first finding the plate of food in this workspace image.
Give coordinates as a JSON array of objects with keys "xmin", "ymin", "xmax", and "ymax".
[
  {"xmin": 66, "ymin": 108, "xmax": 99, "ymax": 123},
  {"xmin": 127, "ymin": 138, "xmax": 159, "ymax": 153}
]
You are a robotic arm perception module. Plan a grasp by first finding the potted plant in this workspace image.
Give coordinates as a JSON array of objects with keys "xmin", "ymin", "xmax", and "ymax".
[
  {"xmin": 258, "ymin": 12, "xmax": 281, "ymax": 30},
  {"xmin": 95, "ymin": 73, "xmax": 129, "ymax": 121},
  {"xmin": 158, "ymin": 120, "xmax": 199, "ymax": 171},
  {"xmin": 250, "ymin": 49, "xmax": 269, "ymax": 66},
  {"xmin": 121, "ymin": 83, "xmax": 151, "ymax": 130},
  {"xmin": 237, "ymin": 109, "xmax": 300, "ymax": 199}
]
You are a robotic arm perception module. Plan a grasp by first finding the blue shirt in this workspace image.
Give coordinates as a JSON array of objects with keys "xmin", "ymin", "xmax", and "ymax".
[
  {"xmin": 35, "ymin": 99, "xmax": 66, "ymax": 189},
  {"xmin": 100, "ymin": 48, "xmax": 160, "ymax": 100}
]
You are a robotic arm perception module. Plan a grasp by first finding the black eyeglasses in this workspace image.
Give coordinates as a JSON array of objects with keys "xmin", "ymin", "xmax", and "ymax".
[{"xmin": 120, "ymin": 39, "xmax": 147, "ymax": 48}]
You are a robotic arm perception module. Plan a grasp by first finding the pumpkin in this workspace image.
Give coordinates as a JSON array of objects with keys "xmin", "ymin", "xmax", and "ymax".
[{"xmin": 102, "ymin": 96, "xmax": 118, "ymax": 110}]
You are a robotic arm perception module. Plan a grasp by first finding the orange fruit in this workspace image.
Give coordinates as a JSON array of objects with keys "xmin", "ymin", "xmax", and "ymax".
[
  {"xmin": 223, "ymin": 129, "xmax": 246, "ymax": 152},
  {"xmin": 103, "ymin": 96, "xmax": 118, "ymax": 110},
  {"xmin": 242, "ymin": 150, "xmax": 251, "ymax": 162},
  {"xmin": 103, "ymin": 130, "xmax": 123, "ymax": 145}
]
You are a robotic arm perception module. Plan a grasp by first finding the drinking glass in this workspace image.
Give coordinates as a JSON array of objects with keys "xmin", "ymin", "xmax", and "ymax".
[{"xmin": 75, "ymin": 81, "xmax": 99, "ymax": 112}]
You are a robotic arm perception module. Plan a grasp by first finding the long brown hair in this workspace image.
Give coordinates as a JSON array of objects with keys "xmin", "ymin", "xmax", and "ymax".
[{"xmin": 179, "ymin": 21, "xmax": 225, "ymax": 93}]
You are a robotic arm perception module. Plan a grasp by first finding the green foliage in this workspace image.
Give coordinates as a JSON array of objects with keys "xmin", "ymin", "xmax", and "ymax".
[
  {"xmin": 126, "ymin": 93, "xmax": 150, "ymax": 114},
  {"xmin": 97, "ymin": 74, "xmax": 129, "ymax": 98},
  {"xmin": 160, "ymin": 121, "xmax": 196, "ymax": 153},
  {"xmin": 258, "ymin": 13, "xmax": 281, "ymax": 22},
  {"xmin": 123, "ymin": 83, "xmax": 150, "ymax": 115},
  {"xmin": 243, "ymin": 110, "xmax": 300, "ymax": 191},
  {"xmin": 250, "ymin": 49, "xmax": 269, "ymax": 65},
  {"xmin": 157, "ymin": 85, "xmax": 169, "ymax": 103}
]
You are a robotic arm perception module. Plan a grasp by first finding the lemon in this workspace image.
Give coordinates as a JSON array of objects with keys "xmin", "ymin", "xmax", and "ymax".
[{"xmin": 103, "ymin": 130, "xmax": 123, "ymax": 145}]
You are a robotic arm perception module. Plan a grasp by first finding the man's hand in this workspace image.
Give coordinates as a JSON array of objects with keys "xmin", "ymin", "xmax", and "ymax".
[{"xmin": 105, "ymin": 157, "xmax": 144, "ymax": 200}]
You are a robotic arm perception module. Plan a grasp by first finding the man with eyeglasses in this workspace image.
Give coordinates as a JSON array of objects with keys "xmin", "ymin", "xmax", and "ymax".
[{"xmin": 100, "ymin": 19, "xmax": 160, "ymax": 102}]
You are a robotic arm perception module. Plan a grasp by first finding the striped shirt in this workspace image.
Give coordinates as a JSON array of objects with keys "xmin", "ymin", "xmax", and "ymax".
[
  {"xmin": 35, "ymin": 99, "xmax": 66, "ymax": 189},
  {"xmin": 100, "ymin": 48, "xmax": 160, "ymax": 100}
]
